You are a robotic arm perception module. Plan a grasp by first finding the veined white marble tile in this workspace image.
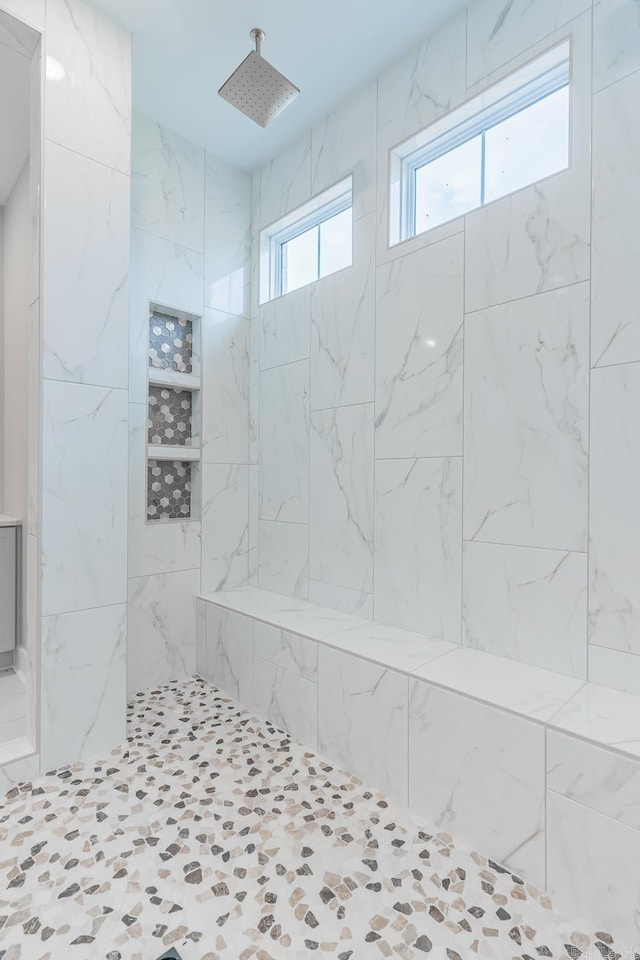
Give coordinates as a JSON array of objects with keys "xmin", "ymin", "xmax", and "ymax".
[
  {"xmin": 254, "ymin": 621, "xmax": 317, "ymax": 681},
  {"xmin": 551, "ymin": 682, "xmax": 640, "ymax": 749},
  {"xmin": 589, "ymin": 646, "xmax": 640, "ymax": 697},
  {"xmin": 41, "ymin": 604, "xmax": 126, "ymax": 772},
  {"xmin": 201, "ymin": 463, "xmax": 249, "ymax": 594},
  {"xmin": 201, "ymin": 309, "xmax": 249, "ymax": 464},
  {"xmin": 259, "ymin": 133, "xmax": 311, "ymax": 228},
  {"xmin": 409, "ymin": 681, "xmax": 546, "ymax": 885},
  {"xmin": 0, "ymin": 9, "xmax": 37, "ymax": 58},
  {"xmin": 202, "ymin": 586, "xmax": 368, "ymax": 641},
  {"xmin": 311, "ymin": 82, "xmax": 376, "ymax": 221},
  {"xmin": 465, "ymin": 13, "xmax": 592, "ymax": 312},
  {"xmin": 0, "ymin": 750, "xmax": 39, "ymax": 792},
  {"xmin": 308, "ymin": 580, "xmax": 373, "ymax": 621},
  {"xmin": 318, "ymin": 645, "xmax": 408, "ymax": 806},
  {"xmin": 374, "ymin": 457, "xmax": 462, "ymax": 640},
  {"xmin": 464, "ymin": 284, "xmax": 589, "ymax": 552},
  {"xmin": 204, "ymin": 152, "xmax": 250, "ymax": 318},
  {"xmin": 248, "ymin": 314, "xmax": 260, "ymax": 465},
  {"xmin": 547, "ymin": 792, "xmax": 640, "ymax": 944},
  {"xmin": 323, "ymin": 621, "xmax": 456, "ymax": 675},
  {"xmin": 310, "ymin": 214, "xmax": 375, "ymax": 410},
  {"xmin": 22, "ymin": 533, "xmax": 39, "ymax": 745},
  {"xmin": 593, "ymin": 0, "xmax": 640, "ymax": 92},
  {"xmin": 42, "ymin": 381, "xmax": 127, "ymax": 617},
  {"xmin": 127, "ymin": 568, "xmax": 199, "ymax": 695},
  {"xmin": 547, "ymin": 730, "xmax": 640, "ymax": 831},
  {"xmin": 375, "ymin": 233, "xmax": 463, "ymax": 459},
  {"xmin": 128, "ymin": 402, "xmax": 201, "ymax": 579},
  {"xmin": 591, "ymin": 71, "xmax": 640, "ymax": 367},
  {"xmin": 260, "ymin": 286, "xmax": 310, "ymax": 372},
  {"xmin": 248, "ymin": 464, "xmax": 259, "ymax": 585},
  {"xmin": 195, "ymin": 598, "xmax": 207, "ymax": 679},
  {"xmin": 129, "ymin": 228, "xmax": 204, "ymax": 406},
  {"xmin": 589, "ymin": 364, "xmax": 640, "ymax": 654},
  {"xmin": 0, "ymin": 0, "xmax": 43, "ymax": 31},
  {"xmin": 415, "ymin": 647, "xmax": 584, "ymax": 722},
  {"xmin": 309, "ymin": 403, "xmax": 374, "ymax": 594},
  {"xmin": 28, "ymin": 42, "xmax": 41, "ymax": 311},
  {"xmin": 203, "ymin": 604, "xmax": 254, "ymax": 706},
  {"xmin": 258, "ymin": 520, "xmax": 309, "ymax": 600},
  {"xmin": 132, "ymin": 113, "xmax": 204, "ymax": 253},
  {"xmin": 466, "ymin": 0, "xmax": 590, "ymax": 87},
  {"xmin": 27, "ymin": 301, "xmax": 39, "ymax": 538},
  {"xmin": 42, "ymin": 142, "xmax": 129, "ymax": 390},
  {"xmin": 463, "ymin": 541, "xmax": 588, "ymax": 678},
  {"xmin": 259, "ymin": 360, "xmax": 309, "ymax": 523},
  {"xmin": 254, "ymin": 657, "xmax": 317, "ymax": 747},
  {"xmin": 376, "ymin": 12, "xmax": 466, "ymax": 267},
  {"xmin": 45, "ymin": 0, "xmax": 130, "ymax": 173}
]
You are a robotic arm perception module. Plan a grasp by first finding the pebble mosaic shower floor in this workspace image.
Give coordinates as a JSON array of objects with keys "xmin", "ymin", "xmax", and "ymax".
[{"xmin": 0, "ymin": 678, "xmax": 628, "ymax": 960}]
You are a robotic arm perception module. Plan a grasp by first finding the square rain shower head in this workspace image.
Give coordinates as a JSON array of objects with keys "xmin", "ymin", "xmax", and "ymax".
[{"xmin": 218, "ymin": 30, "xmax": 300, "ymax": 128}]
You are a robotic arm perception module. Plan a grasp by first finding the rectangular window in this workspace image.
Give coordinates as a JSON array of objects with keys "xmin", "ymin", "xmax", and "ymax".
[
  {"xmin": 260, "ymin": 177, "xmax": 353, "ymax": 303},
  {"xmin": 389, "ymin": 40, "xmax": 571, "ymax": 245}
]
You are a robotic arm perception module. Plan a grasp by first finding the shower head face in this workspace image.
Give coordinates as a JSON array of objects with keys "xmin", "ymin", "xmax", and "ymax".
[{"xmin": 218, "ymin": 50, "xmax": 300, "ymax": 127}]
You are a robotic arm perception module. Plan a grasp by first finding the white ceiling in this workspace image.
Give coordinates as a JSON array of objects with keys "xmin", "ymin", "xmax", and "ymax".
[
  {"xmin": 0, "ymin": 12, "xmax": 36, "ymax": 205},
  {"xmin": 87, "ymin": 0, "xmax": 468, "ymax": 171}
]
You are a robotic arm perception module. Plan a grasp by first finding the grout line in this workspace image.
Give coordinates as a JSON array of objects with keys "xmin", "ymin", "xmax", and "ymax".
[
  {"xmin": 464, "ymin": 538, "xmax": 587, "ymax": 556},
  {"xmin": 44, "ymin": 135, "xmax": 131, "ymax": 179},
  {"xmin": 464, "ymin": 276, "xmax": 591, "ymax": 318}
]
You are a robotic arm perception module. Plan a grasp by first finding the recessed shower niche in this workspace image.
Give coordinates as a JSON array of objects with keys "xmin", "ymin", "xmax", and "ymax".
[{"xmin": 146, "ymin": 304, "xmax": 201, "ymax": 524}]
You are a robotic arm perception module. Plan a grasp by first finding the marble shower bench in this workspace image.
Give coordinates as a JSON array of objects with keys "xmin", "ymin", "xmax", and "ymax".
[{"xmin": 197, "ymin": 586, "xmax": 640, "ymax": 944}]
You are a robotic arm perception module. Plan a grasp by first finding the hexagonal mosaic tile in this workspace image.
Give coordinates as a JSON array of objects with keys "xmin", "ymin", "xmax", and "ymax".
[
  {"xmin": 147, "ymin": 459, "xmax": 191, "ymax": 522},
  {"xmin": 148, "ymin": 386, "xmax": 193, "ymax": 447},
  {"xmin": 148, "ymin": 311, "xmax": 193, "ymax": 374}
]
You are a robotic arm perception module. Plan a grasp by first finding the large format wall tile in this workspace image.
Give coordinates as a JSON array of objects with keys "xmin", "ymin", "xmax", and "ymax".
[
  {"xmin": 258, "ymin": 520, "xmax": 309, "ymax": 599},
  {"xmin": 308, "ymin": 580, "xmax": 373, "ymax": 620},
  {"xmin": 318, "ymin": 646, "xmax": 408, "ymax": 805},
  {"xmin": 310, "ymin": 214, "xmax": 375, "ymax": 410},
  {"xmin": 253, "ymin": 621, "xmax": 317, "ymax": 682},
  {"xmin": 129, "ymin": 228, "xmax": 204, "ymax": 405},
  {"xmin": 375, "ymin": 233, "xmax": 463, "ymax": 459},
  {"xmin": 128, "ymin": 402, "xmax": 201, "ymax": 578},
  {"xmin": 42, "ymin": 381, "xmax": 127, "ymax": 617},
  {"xmin": 204, "ymin": 152, "xmax": 251, "ymax": 318},
  {"xmin": 259, "ymin": 360, "xmax": 309, "ymax": 523},
  {"xmin": 260, "ymin": 285, "xmax": 310, "ymax": 372},
  {"xmin": 590, "ymin": 363, "xmax": 640, "ymax": 655},
  {"xmin": 41, "ymin": 604, "xmax": 127, "ymax": 771},
  {"xmin": 466, "ymin": 0, "xmax": 590, "ymax": 87},
  {"xmin": 0, "ymin": 0, "xmax": 44, "ymax": 31},
  {"xmin": 201, "ymin": 463, "xmax": 249, "ymax": 594},
  {"xmin": 409, "ymin": 681, "xmax": 546, "ymax": 886},
  {"xmin": 591, "ymin": 71, "xmax": 640, "ymax": 367},
  {"xmin": 593, "ymin": 0, "xmax": 640, "ymax": 92},
  {"xmin": 309, "ymin": 404, "xmax": 374, "ymax": 595},
  {"xmin": 259, "ymin": 133, "xmax": 311, "ymax": 228},
  {"xmin": 464, "ymin": 284, "xmax": 589, "ymax": 552},
  {"xmin": 589, "ymin": 645, "xmax": 640, "ymax": 697},
  {"xmin": 311, "ymin": 82, "xmax": 376, "ymax": 221},
  {"xmin": 43, "ymin": 142, "xmax": 129, "ymax": 390},
  {"xmin": 254, "ymin": 658, "xmax": 318, "ymax": 747},
  {"xmin": 132, "ymin": 113, "xmax": 205, "ymax": 253},
  {"xmin": 463, "ymin": 541, "xmax": 588, "ymax": 678},
  {"xmin": 374, "ymin": 457, "xmax": 462, "ymax": 639},
  {"xmin": 202, "ymin": 604, "xmax": 254, "ymax": 706},
  {"xmin": 45, "ymin": 0, "xmax": 131, "ymax": 173},
  {"xmin": 201, "ymin": 310, "xmax": 249, "ymax": 464},
  {"xmin": 547, "ymin": 791, "xmax": 640, "ymax": 944},
  {"xmin": 127, "ymin": 569, "xmax": 199, "ymax": 694}
]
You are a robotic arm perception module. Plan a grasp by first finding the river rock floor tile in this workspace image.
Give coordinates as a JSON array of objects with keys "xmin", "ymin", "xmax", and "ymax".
[{"xmin": 0, "ymin": 678, "xmax": 629, "ymax": 959}]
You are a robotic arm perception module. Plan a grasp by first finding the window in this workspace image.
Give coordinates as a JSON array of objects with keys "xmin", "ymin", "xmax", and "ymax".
[
  {"xmin": 260, "ymin": 178, "xmax": 353, "ymax": 303},
  {"xmin": 389, "ymin": 41, "xmax": 571, "ymax": 245}
]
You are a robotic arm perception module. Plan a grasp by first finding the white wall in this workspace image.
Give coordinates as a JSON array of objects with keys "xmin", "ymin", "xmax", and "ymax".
[
  {"xmin": 250, "ymin": 0, "xmax": 640, "ymax": 690},
  {"xmin": 127, "ymin": 114, "xmax": 251, "ymax": 693}
]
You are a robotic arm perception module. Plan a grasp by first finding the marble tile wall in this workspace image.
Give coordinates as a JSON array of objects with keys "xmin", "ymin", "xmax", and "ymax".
[
  {"xmin": 250, "ymin": 0, "xmax": 640, "ymax": 693},
  {"xmin": 129, "ymin": 114, "xmax": 251, "ymax": 692},
  {"xmin": 37, "ymin": 0, "xmax": 131, "ymax": 772}
]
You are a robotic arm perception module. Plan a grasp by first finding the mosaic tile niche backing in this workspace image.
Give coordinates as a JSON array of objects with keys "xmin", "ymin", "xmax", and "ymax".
[
  {"xmin": 147, "ymin": 459, "xmax": 192, "ymax": 522},
  {"xmin": 148, "ymin": 310, "xmax": 193, "ymax": 373},
  {"xmin": 148, "ymin": 385, "xmax": 193, "ymax": 446}
]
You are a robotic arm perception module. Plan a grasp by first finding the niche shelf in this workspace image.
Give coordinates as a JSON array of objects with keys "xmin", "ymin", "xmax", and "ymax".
[{"xmin": 146, "ymin": 303, "xmax": 201, "ymax": 524}]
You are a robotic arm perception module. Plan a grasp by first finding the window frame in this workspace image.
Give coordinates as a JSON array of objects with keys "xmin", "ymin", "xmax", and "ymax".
[
  {"xmin": 259, "ymin": 176, "xmax": 353, "ymax": 304},
  {"xmin": 390, "ymin": 39, "xmax": 571, "ymax": 247}
]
